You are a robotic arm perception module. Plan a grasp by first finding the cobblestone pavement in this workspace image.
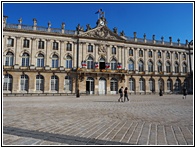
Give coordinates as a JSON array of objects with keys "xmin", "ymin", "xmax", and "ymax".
[{"xmin": 3, "ymin": 94, "xmax": 193, "ymax": 146}]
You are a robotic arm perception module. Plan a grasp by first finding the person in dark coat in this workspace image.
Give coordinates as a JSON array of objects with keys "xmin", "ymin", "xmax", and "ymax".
[
  {"xmin": 183, "ymin": 88, "xmax": 187, "ymax": 99},
  {"xmin": 124, "ymin": 87, "xmax": 129, "ymax": 102},
  {"xmin": 118, "ymin": 86, "xmax": 124, "ymax": 102}
]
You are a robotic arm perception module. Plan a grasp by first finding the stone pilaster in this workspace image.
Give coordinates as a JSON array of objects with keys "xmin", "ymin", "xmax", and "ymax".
[{"xmin": 15, "ymin": 36, "xmax": 21, "ymax": 65}]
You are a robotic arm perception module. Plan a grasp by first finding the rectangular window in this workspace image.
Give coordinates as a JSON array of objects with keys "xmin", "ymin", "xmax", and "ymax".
[
  {"xmin": 67, "ymin": 43, "xmax": 72, "ymax": 51},
  {"xmin": 53, "ymin": 42, "xmax": 58, "ymax": 50},
  {"xmin": 7, "ymin": 38, "xmax": 14, "ymax": 47},
  {"xmin": 112, "ymin": 47, "xmax": 116, "ymax": 54},
  {"xmin": 88, "ymin": 45, "xmax": 93, "ymax": 52},
  {"xmin": 23, "ymin": 39, "xmax": 30, "ymax": 48},
  {"xmin": 38, "ymin": 41, "xmax": 44, "ymax": 49}
]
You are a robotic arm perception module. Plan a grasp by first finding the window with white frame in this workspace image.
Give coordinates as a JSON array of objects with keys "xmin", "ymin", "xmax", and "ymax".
[
  {"xmin": 138, "ymin": 60, "xmax": 144, "ymax": 72},
  {"xmin": 65, "ymin": 55, "xmax": 72, "ymax": 69},
  {"xmin": 167, "ymin": 79, "xmax": 172, "ymax": 91},
  {"xmin": 21, "ymin": 53, "xmax": 30, "ymax": 67},
  {"xmin": 7, "ymin": 37, "xmax": 14, "ymax": 47},
  {"xmin": 149, "ymin": 78, "xmax": 155, "ymax": 92},
  {"xmin": 174, "ymin": 62, "xmax": 179, "ymax": 73},
  {"xmin": 88, "ymin": 44, "xmax": 93, "ymax": 52},
  {"xmin": 52, "ymin": 54, "xmax": 59, "ymax": 68},
  {"xmin": 139, "ymin": 49, "xmax": 143, "ymax": 57},
  {"xmin": 174, "ymin": 52, "xmax": 178, "ymax": 59},
  {"xmin": 129, "ymin": 78, "xmax": 135, "ymax": 91},
  {"xmin": 139, "ymin": 78, "xmax": 145, "ymax": 91},
  {"xmin": 128, "ymin": 59, "xmax": 134, "ymax": 71},
  {"xmin": 166, "ymin": 61, "xmax": 171, "ymax": 73},
  {"xmin": 3, "ymin": 74, "xmax": 12, "ymax": 91},
  {"xmin": 182, "ymin": 62, "xmax": 187, "ymax": 73},
  {"xmin": 110, "ymin": 58, "xmax": 117, "ymax": 70},
  {"xmin": 36, "ymin": 75, "xmax": 44, "ymax": 91},
  {"xmin": 67, "ymin": 43, "xmax": 72, "ymax": 51},
  {"xmin": 38, "ymin": 40, "xmax": 44, "ymax": 49},
  {"xmin": 37, "ymin": 53, "xmax": 44, "ymax": 67},
  {"xmin": 87, "ymin": 56, "xmax": 94, "ymax": 69},
  {"xmin": 23, "ymin": 38, "xmax": 30, "ymax": 48},
  {"xmin": 112, "ymin": 46, "xmax": 116, "ymax": 54},
  {"xmin": 64, "ymin": 76, "xmax": 72, "ymax": 91},
  {"xmin": 148, "ymin": 50, "xmax": 152, "ymax": 58},
  {"xmin": 5, "ymin": 52, "xmax": 14, "ymax": 66},
  {"xmin": 157, "ymin": 50, "xmax": 161, "ymax": 58},
  {"xmin": 182, "ymin": 53, "xmax": 186, "ymax": 60},
  {"xmin": 148, "ymin": 61, "xmax": 153, "ymax": 72},
  {"xmin": 20, "ymin": 75, "xmax": 28, "ymax": 91},
  {"xmin": 129, "ymin": 48, "xmax": 133, "ymax": 56},
  {"xmin": 53, "ymin": 41, "xmax": 58, "ymax": 50},
  {"xmin": 110, "ymin": 78, "xmax": 118, "ymax": 91},
  {"xmin": 175, "ymin": 79, "xmax": 181, "ymax": 91},
  {"xmin": 51, "ymin": 75, "xmax": 58, "ymax": 91},
  {"xmin": 166, "ymin": 51, "xmax": 170, "ymax": 59}
]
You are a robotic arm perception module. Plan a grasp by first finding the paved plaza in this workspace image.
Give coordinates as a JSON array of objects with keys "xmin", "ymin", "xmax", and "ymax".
[{"xmin": 3, "ymin": 94, "xmax": 194, "ymax": 146}]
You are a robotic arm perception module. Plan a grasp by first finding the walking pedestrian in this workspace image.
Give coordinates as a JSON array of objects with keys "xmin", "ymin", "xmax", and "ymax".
[
  {"xmin": 118, "ymin": 86, "xmax": 124, "ymax": 102},
  {"xmin": 124, "ymin": 87, "xmax": 129, "ymax": 102},
  {"xmin": 182, "ymin": 87, "xmax": 187, "ymax": 99}
]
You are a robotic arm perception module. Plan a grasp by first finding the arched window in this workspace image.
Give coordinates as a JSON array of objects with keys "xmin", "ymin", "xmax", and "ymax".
[
  {"xmin": 166, "ymin": 61, "xmax": 171, "ymax": 73},
  {"xmin": 20, "ymin": 75, "xmax": 29, "ymax": 91},
  {"xmin": 36, "ymin": 75, "xmax": 44, "ymax": 91},
  {"xmin": 148, "ymin": 50, "xmax": 152, "ymax": 58},
  {"xmin": 65, "ymin": 55, "xmax": 72, "ymax": 68},
  {"xmin": 128, "ymin": 59, "xmax": 134, "ymax": 71},
  {"xmin": 174, "ymin": 62, "xmax": 179, "ymax": 73},
  {"xmin": 157, "ymin": 61, "xmax": 162, "ymax": 72},
  {"xmin": 112, "ymin": 46, "xmax": 116, "ymax": 54},
  {"xmin": 157, "ymin": 50, "xmax": 161, "ymax": 58},
  {"xmin": 52, "ymin": 54, "xmax": 59, "ymax": 68},
  {"xmin": 139, "ymin": 49, "xmax": 143, "ymax": 57},
  {"xmin": 129, "ymin": 48, "xmax": 133, "ymax": 56},
  {"xmin": 3, "ymin": 74, "xmax": 12, "ymax": 91},
  {"xmin": 166, "ymin": 51, "xmax": 170, "ymax": 59},
  {"xmin": 182, "ymin": 53, "xmax": 186, "ymax": 60},
  {"xmin": 37, "ymin": 53, "xmax": 44, "ymax": 67},
  {"xmin": 110, "ymin": 78, "xmax": 118, "ymax": 92},
  {"xmin": 139, "ymin": 78, "xmax": 145, "ymax": 91},
  {"xmin": 110, "ymin": 58, "xmax": 117, "ymax": 70},
  {"xmin": 5, "ymin": 52, "xmax": 14, "ymax": 66},
  {"xmin": 158, "ymin": 78, "xmax": 164, "ymax": 91},
  {"xmin": 175, "ymin": 52, "xmax": 178, "ymax": 59},
  {"xmin": 21, "ymin": 53, "xmax": 30, "ymax": 67},
  {"xmin": 174, "ymin": 79, "xmax": 181, "ymax": 92},
  {"xmin": 148, "ymin": 61, "xmax": 153, "ymax": 72},
  {"xmin": 182, "ymin": 62, "xmax": 187, "ymax": 73},
  {"xmin": 87, "ymin": 56, "xmax": 94, "ymax": 69},
  {"xmin": 51, "ymin": 75, "xmax": 58, "ymax": 91},
  {"xmin": 149, "ymin": 78, "xmax": 155, "ymax": 92},
  {"xmin": 167, "ymin": 79, "xmax": 172, "ymax": 91},
  {"xmin": 138, "ymin": 60, "xmax": 144, "ymax": 72},
  {"xmin": 129, "ymin": 78, "xmax": 135, "ymax": 91},
  {"xmin": 64, "ymin": 76, "xmax": 72, "ymax": 92}
]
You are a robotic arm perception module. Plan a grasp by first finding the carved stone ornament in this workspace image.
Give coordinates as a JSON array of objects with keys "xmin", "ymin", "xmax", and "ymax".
[
  {"xmin": 82, "ymin": 27, "xmax": 120, "ymax": 40},
  {"xmin": 98, "ymin": 44, "xmax": 107, "ymax": 55}
]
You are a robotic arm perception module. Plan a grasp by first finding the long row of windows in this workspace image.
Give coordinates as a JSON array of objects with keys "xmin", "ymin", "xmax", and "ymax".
[
  {"xmin": 6, "ymin": 38, "xmax": 187, "ymax": 59},
  {"xmin": 3, "ymin": 74, "xmax": 185, "ymax": 93},
  {"xmin": 4, "ymin": 51, "xmax": 188, "ymax": 73}
]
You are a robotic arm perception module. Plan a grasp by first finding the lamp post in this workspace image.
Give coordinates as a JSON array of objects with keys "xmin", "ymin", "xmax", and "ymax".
[{"xmin": 76, "ymin": 24, "xmax": 80, "ymax": 98}]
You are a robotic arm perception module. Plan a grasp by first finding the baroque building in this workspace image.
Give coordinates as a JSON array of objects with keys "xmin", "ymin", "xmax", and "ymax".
[{"xmin": 3, "ymin": 15, "xmax": 193, "ymax": 96}]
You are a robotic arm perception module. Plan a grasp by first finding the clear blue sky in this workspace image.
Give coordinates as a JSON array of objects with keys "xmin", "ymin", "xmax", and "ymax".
[{"xmin": 3, "ymin": 2, "xmax": 194, "ymax": 43}]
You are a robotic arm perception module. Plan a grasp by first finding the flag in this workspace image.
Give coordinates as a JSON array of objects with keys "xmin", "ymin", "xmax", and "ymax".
[
  {"xmin": 105, "ymin": 62, "xmax": 110, "ymax": 69},
  {"xmin": 117, "ymin": 63, "xmax": 122, "ymax": 69},
  {"xmin": 82, "ymin": 61, "xmax": 87, "ymax": 67},
  {"xmin": 95, "ymin": 9, "xmax": 102, "ymax": 14},
  {"xmin": 95, "ymin": 62, "xmax": 99, "ymax": 68}
]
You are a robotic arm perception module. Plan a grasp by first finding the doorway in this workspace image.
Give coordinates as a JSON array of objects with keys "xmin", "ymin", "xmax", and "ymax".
[
  {"xmin": 86, "ymin": 77, "xmax": 94, "ymax": 94},
  {"xmin": 98, "ymin": 77, "xmax": 106, "ymax": 95}
]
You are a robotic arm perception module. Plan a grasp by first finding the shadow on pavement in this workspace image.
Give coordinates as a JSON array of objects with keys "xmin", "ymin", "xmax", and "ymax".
[{"xmin": 3, "ymin": 126, "xmax": 132, "ymax": 145}]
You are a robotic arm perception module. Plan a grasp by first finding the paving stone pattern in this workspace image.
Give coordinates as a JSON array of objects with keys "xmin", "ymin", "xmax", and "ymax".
[{"xmin": 3, "ymin": 94, "xmax": 193, "ymax": 146}]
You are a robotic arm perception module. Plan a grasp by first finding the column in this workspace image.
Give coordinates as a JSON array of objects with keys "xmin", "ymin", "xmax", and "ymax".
[
  {"xmin": 118, "ymin": 46, "xmax": 121, "ymax": 64},
  {"xmin": 26, "ymin": 72, "xmax": 37, "ymax": 93},
  {"xmin": 153, "ymin": 49, "xmax": 157, "ymax": 74},
  {"xmin": 10, "ymin": 71, "xmax": 21, "ymax": 93},
  {"xmin": 60, "ymin": 40, "xmax": 65, "ymax": 67},
  {"xmin": 56, "ymin": 73, "xmax": 64, "ymax": 93},
  {"xmin": 15, "ymin": 36, "xmax": 21, "ymax": 65},
  {"xmin": 46, "ymin": 39, "xmax": 51, "ymax": 66},
  {"xmin": 106, "ymin": 45, "xmax": 110, "ymax": 62},
  {"xmin": 171, "ymin": 51, "xmax": 173, "ymax": 73},
  {"xmin": 123, "ymin": 47, "xmax": 127, "ymax": 69},
  {"xmin": 162, "ymin": 50, "xmax": 165, "ymax": 73},
  {"xmin": 30, "ymin": 37, "xmax": 37, "ymax": 66},
  {"xmin": 42, "ymin": 73, "xmax": 51, "ymax": 93},
  {"xmin": 134, "ymin": 48, "xmax": 138, "ymax": 73},
  {"xmin": 144, "ymin": 49, "xmax": 147, "ymax": 73}
]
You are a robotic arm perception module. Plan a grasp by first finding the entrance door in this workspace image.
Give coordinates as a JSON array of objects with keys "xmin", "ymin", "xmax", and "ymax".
[
  {"xmin": 86, "ymin": 77, "xmax": 94, "ymax": 94},
  {"xmin": 99, "ymin": 78, "xmax": 106, "ymax": 95},
  {"xmin": 99, "ymin": 62, "xmax": 105, "ymax": 70}
]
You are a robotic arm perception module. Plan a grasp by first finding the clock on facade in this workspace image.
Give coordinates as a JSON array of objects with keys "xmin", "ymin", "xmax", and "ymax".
[{"xmin": 100, "ymin": 21, "xmax": 104, "ymax": 26}]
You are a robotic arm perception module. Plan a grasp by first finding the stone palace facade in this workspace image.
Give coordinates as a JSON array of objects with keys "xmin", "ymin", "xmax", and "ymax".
[{"xmin": 3, "ymin": 15, "xmax": 193, "ymax": 95}]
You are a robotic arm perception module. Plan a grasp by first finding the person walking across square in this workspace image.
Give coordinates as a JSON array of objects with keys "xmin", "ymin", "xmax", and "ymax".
[
  {"xmin": 124, "ymin": 87, "xmax": 129, "ymax": 102},
  {"xmin": 118, "ymin": 86, "xmax": 124, "ymax": 102}
]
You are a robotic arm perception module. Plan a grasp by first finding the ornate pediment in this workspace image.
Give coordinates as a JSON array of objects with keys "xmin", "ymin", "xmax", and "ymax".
[{"xmin": 80, "ymin": 26, "xmax": 125, "ymax": 40}]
